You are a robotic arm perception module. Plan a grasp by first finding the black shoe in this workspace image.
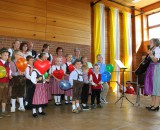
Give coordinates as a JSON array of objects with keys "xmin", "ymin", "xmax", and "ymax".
[
  {"xmin": 25, "ymin": 105, "xmax": 32, "ymax": 110},
  {"xmin": 82, "ymin": 105, "xmax": 90, "ymax": 110},
  {"xmin": 97, "ymin": 104, "xmax": 102, "ymax": 108},
  {"xmin": 70, "ymin": 100, "xmax": 72, "ymax": 104},
  {"xmin": 91, "ymin": 104, "xmax": 96, "ymax": 109},
  {"xmin": 58, "ymin": 102, "xmax": 62, "ymax": 106},
  {"xmin": 38, "ymin": 111, "xmax": 46, "ymax": 115},
  {"xmin": 149, "ymin": 106, "xmax": 159, "ymax": 111},
  {"xmin": 55, "ymin": 102, "xmax": 59, "ymax": 106},
  {"xmin": 146, "ymin": 105, "xmax": 153, "ymax": 110},
  {"xmin": 32, "ymin": 113, "xmax": 38, "ymax": 118}
]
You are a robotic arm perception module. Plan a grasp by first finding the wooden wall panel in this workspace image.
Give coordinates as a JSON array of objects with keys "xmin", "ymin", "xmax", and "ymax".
[
  {"xmin": 47, "ymin": 3, "xmax": 90, "ymax": 20},
  {"xmin": 47, "ymin": 17, "xmax": 90, "ymax": 32},
  {"xmin": 46, "ymin": 25, "xmax": 90, "ymax": 39},
  {"xmin": 47, "ymin": 0, "xmax": 90, "ymax": 10},
  {"xmin": 46, "ymin": 33, "xmax": 90, "ymax": 45},
  {"xmin": 0, "ymin": 1, "xmax": 46, "ymax": 16},
  {"xmin": 0, "ymin": 27, "xmax": 45, "ymax": 40},
  {"xmin": 47, "ymin": 11, "xmax": 89, "ymax": 25},
  {"xmin": 0, "ymin": 10, "xmax": 46, "ymax": 24},
  {"xmin": 0, "ymin": 0, "xmax": 91, "ymax": 45},
  {"xmin": 2, "ymin": 0, "xmax": 47, "ymax": 9},
  {"xmin": 0, "ymin": 18, "xmax": 46, "ymax": 32}
]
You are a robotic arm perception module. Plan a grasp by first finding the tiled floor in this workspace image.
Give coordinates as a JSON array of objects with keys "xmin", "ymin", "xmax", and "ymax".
[{"xmin": 0, "ymin": 90, "xmax": 160, "ymax": 130}]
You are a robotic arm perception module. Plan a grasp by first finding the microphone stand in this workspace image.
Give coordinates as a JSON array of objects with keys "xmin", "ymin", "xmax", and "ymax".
[{"xmin": 115, "ymin": 68, "xmax": 134, "ymax": 107}]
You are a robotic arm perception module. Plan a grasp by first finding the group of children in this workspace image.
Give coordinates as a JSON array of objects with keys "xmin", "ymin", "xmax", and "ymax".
[{"xmin": 0, "ymin": 45, "xmax": 107, "ymax": 118}]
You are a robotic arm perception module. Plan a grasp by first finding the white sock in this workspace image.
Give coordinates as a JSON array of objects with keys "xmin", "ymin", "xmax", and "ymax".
[
  {"xmin": 57, "ymin": 96, "xmax": 61, "ymax": 103},
  {"xmin": 38, "ymin": 107, "xmax": 42, "ymax": 113},
  {"xmin": 25, "ymin": 101, "xmax": 28, "ymax": 106},
  {"xmin": 72, "ymin": 105, "xmax": 76, "ymax": 110},
  {"xmin": 32, "ymin": 108, "xmax": 36, "ymax": 114},
  {"xmin": 19, "ymin": 97, "xmax": 24, "ymax": 108},
  {"xmin": 11, "ymin": 99, "xmax": 16, "ymax": 108},
  {"xmin": 2, "ymin": 108, "xmax": 5, "ymax": 112},
  {"xmin": 54, "ymin": 96, "xmax": 58, "ymax": 103},
  {"xmin": 70, "ymin": 96, "xmax": 72, "ymax": 101},
  {"xmin": 76, "ymin": 103, "xmax": 80, "ymax": 108},
  {"xmin": 82, "ymin": 103, "xmax": 86, "ymax": 107},
  {"xmin": 65, "ymin": 96, "xmax": 68, "ymax": 101}
]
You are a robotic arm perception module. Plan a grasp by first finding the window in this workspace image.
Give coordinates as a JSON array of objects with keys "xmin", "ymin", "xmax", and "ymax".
[{"xmin": 147, "ymin": 12, "xmax": 160, "ymax": 39}]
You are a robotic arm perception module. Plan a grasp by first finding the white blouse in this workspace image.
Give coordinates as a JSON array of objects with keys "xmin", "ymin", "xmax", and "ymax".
[
  {"xmin": 62, "ymin": 62, "xmax": 72, "ymax": 73},
  {"xmin": 154, "ymin": 47, "xmax": 160, "ymax": 59},
  {"xmin": 25, "ymin": 65, "xmax": 32, "ymax": 80},
  {"xmin": 37, "ymin": 52, "xmax": 53, "ymax": 63},
  {"xmin": 49, "ymin": 65, "xmax": 65, "ymax": 75}
]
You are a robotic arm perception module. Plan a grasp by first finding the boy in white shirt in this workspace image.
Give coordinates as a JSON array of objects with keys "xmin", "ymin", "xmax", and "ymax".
[{"xmin": 69, "ymin": 59, "xmax": 83, "ymax": 113}]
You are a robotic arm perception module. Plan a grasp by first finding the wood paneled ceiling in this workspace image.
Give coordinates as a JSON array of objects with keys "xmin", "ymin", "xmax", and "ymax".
[
  {"xmin": 108, "ymin": 0, "xmax": 160, "ymax": 8},
  {"xmin": 87, "ymin": 0, "xmax": 160, "ymax": 9}
]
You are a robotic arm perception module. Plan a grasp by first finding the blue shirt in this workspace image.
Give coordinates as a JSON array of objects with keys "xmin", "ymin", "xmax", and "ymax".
[
  {"xmin": 71, "ymin": 56, "xmax": 82, "ymax": 63},
  {"xmin": 96, "ymin": 62, "xmax": 106, "ymax": 74}
]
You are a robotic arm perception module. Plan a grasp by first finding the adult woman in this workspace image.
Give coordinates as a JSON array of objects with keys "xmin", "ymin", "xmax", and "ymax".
[
  {"xmin": 37, "ymin": 44, "xmax": 53, "ymax": 63},
  {"xmin": 52, "ymin": 47, "xmax": 66, "ymax": 66},
  {"xmin": 145, "ymin": 38, "xmax": 160, "ymax": 111},
  {"xmin": 81, "ymin": 56, "xmax": 93, "ymax": 68},
  {"xmin": 8, "ymin": 40, "xmax": 20, "ymax": 61},
  {"xmin": 72, "ymin": 48, "xmax": 82, "ymax": 63},
  {"xmin": 27, "ymin": 41, "xmax": 37, "ymax": 59},
  {"xmin": 19, "ymin": 42, "xmax": 31, "ymax": 58}
]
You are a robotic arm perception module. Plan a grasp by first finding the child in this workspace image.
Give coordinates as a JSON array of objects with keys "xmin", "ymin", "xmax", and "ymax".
[
  {"xmin": 24, "ymin": 55, "xmax": 35, "ymax": 110},
  {"xmin": 31, "ymin": 53, "xmax": 49, "ymax": 118},
  {"xmin": 63, "ymin": 54, "xmax": 73, "ymax": 104},
  {"xmin": 116, "ymin": 81, "xmax": 135, "ymax": 95},
  {"xmin": 96, "ymin": 54, "xmax": 108, "ymax": 104},
  {"xmin": 0, "ymin": 48, "xmax": 12, "ymax": 118},
  {"xmin": 50, "ymin": 57, "xmax": 64, "ymax": 106},
  {"xmin": 69, "ymin": 59, "xmax": 84, "ymax": 113},
  {"xmin": 10, "ymin": 50, "xmax": 26, "ymax": 112},
  {"xmin": 81, "ymin": 65, "xmax": 90, "ymax": 110},
  {"xmin": 90, "ymin": 64, "xmax": 103, "ymax": 109}
]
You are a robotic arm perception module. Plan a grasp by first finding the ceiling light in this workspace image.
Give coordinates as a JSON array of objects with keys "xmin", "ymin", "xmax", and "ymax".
[{"xmin": 132, "ymin": 0, "xmax": 141, "ymax": 3}]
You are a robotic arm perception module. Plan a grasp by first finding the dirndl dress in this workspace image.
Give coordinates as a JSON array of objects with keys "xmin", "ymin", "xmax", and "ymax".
[
  {"xmin": 51, "ymin": 78, "xmax": 64, "ymax": 95},
  {"xmin": 144, "ymin": 63, "xmax": 155, "ymax": 95},
  {"xmin": 32, "ymin": 83, "xmax": 48, "ymax": 105},
  {"xmin": 152, "ymin": 63, "xmax": 160, "ymax": 96},
  {"xmin": 64, "ymin": 75, "xmax": 73, "ymax": 96},
  {"xmin": 45, "ymin": 82, "xmax": 52, "ymax": 100}
]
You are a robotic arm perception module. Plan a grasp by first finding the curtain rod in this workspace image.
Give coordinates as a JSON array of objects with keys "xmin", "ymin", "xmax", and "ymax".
[
  {"xmin": 90, "ymin": 0, "xmax": 102, "ymax": 6},
  {"xmin": 108, "ymin": 0, "xmax": 143, "ymax": 13},
  {"xmin": 105, "ymin": 7, "xmax": 123, "ymax": 14},
  {"xmin": 105, "ymin": 7, "xmax": 144, "ymax": 18}
]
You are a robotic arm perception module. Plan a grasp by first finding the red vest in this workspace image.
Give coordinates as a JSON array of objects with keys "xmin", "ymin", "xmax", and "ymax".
[
  {"xmin": 126, "ymin": 87, "xmax": 135, "ymax": 94},
  {"xmin": 0, "ymin": 60, "xmax": 10, "ymax": 83},
  {"xmin": 91, "ymin": 73, "xmax": 102, "ymax": 89}
]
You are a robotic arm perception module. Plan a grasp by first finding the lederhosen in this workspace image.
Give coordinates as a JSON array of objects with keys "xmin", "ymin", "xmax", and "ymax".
[
  {"xmin": 11, "ymin": 62, "xmax": 25, "ymax": 99},
  {"xmin": 72, "ymin": 70, "xmax": 84, "ymax": 100},
  {"xmin": 64, "ymin": 63, "xmax": 73, "ymax": 96},
  {"xmin": 0, "ymin": 61, "xmax": 10, "ymax": 103},
  {"xmin": 32, "ymin": 70, "xmax": 48, "ymax": 107},
  {"xmin": 25, "ymin": 66, "xmax": 35, "ymax": 109},
  {"xmin": 81, "ymin": 73, "xmax": 90, "ymax": 104}
]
